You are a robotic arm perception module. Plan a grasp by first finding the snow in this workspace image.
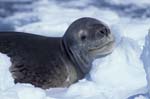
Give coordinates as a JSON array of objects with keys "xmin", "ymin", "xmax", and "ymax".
[
  {"xmin": 16, "ymin": 0, "xmax": 119, "ymax": 37},
  {"xmin": 105, "ymin": 0, "xmax": 150, "ymax": 7},
  {"xmin": 0, "ymin": 0, "xmax": 150, "ymax": 99}
]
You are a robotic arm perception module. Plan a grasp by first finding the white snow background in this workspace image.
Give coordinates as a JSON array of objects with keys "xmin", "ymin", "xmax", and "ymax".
[{"xmin": 0, "ymin": 0, "xmax": 150, "ymax": 99}]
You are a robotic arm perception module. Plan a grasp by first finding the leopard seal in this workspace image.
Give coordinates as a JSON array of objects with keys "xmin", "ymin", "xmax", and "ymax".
[{"xmin": 0, "ymin": 17, "xmax": 115, "ymax": 89}]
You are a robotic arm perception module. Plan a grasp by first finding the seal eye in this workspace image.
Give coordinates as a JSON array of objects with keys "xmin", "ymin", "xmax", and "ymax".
[
  {"xmin": 81, "ymin": 35, "xmax": 87, "ymax": 41},
  {"xmin": 100, "ymin": 30, "xmax": 105, "ymax": 35}
]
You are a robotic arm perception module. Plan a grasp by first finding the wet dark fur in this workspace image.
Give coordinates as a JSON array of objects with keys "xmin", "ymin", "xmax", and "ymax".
[{"xmin": 0, "ymin": 32, "xmax": 81, "ymax": 89}]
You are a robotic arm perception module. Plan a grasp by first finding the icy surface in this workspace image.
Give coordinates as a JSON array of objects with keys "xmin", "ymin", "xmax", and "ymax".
[
  {"xmin": 106, "ymin": 0, "xmax": 150, "ymax": 6},
  {"xmin": 0, "ymin": 0, "xmax": 150, "ymax": 99}
]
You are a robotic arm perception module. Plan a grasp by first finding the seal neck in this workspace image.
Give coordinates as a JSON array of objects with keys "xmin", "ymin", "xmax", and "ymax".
[
  {"xmin": 62, "ymin": 39, "xmax": 93, "ymax": 76},
  {"xmin": 61, "ymin": 40, "xmax": 84, "ymax": 79}
]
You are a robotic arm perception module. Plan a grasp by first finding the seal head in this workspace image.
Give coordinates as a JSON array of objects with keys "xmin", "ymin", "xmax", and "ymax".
[{"xmin": 63, "ymin": 17, "xmax": 115, "ymax": 74}]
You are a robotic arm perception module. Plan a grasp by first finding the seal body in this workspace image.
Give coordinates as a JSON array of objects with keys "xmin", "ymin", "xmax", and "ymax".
[
  {"xmin": 0, "ymin": 17, "xmax": 115, "ymax": 89},
  {"xmin": 0, "ymin": 32, "xmax": 81, "ymax": 89}
]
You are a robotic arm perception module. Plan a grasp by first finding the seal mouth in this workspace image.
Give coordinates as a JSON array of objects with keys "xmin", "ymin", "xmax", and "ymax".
[
  {"xmin": 88, "ymin": 40, "xmax": 115, "ymax": 52},
  {"xmin": 88, "ymin": 40, "xmax": 115, "ymax": 57}
]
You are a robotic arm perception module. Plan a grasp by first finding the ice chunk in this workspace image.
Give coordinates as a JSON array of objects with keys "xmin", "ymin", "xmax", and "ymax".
[
  {"xmin": 141, "ymin": 30, "xmax": 150, "ymax": 96},
  {"xmin": 128, "ymin": 30, "xmax": 150, "ymax": 99},
  {"xmin": 90, "ymin": 37, "xmax": 146, "ymax": 98},
  {"xmin": 0, "ymin": 53, "xmax": 14, "ymax": 90}
]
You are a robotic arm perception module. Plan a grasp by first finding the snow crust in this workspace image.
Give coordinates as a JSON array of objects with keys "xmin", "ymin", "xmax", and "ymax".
[{"xmin": 0, "ymin": 0, "xmax": 150, "ymax": 99}]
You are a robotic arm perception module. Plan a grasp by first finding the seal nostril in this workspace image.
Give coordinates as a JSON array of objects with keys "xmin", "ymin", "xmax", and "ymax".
[
  {"xmin": 100, "ymin": 30, "xmax": 105, "ymax": 35},
  {"xmin": 100, "ymin": 28, "xmax": 109, "ymax": 36}
]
